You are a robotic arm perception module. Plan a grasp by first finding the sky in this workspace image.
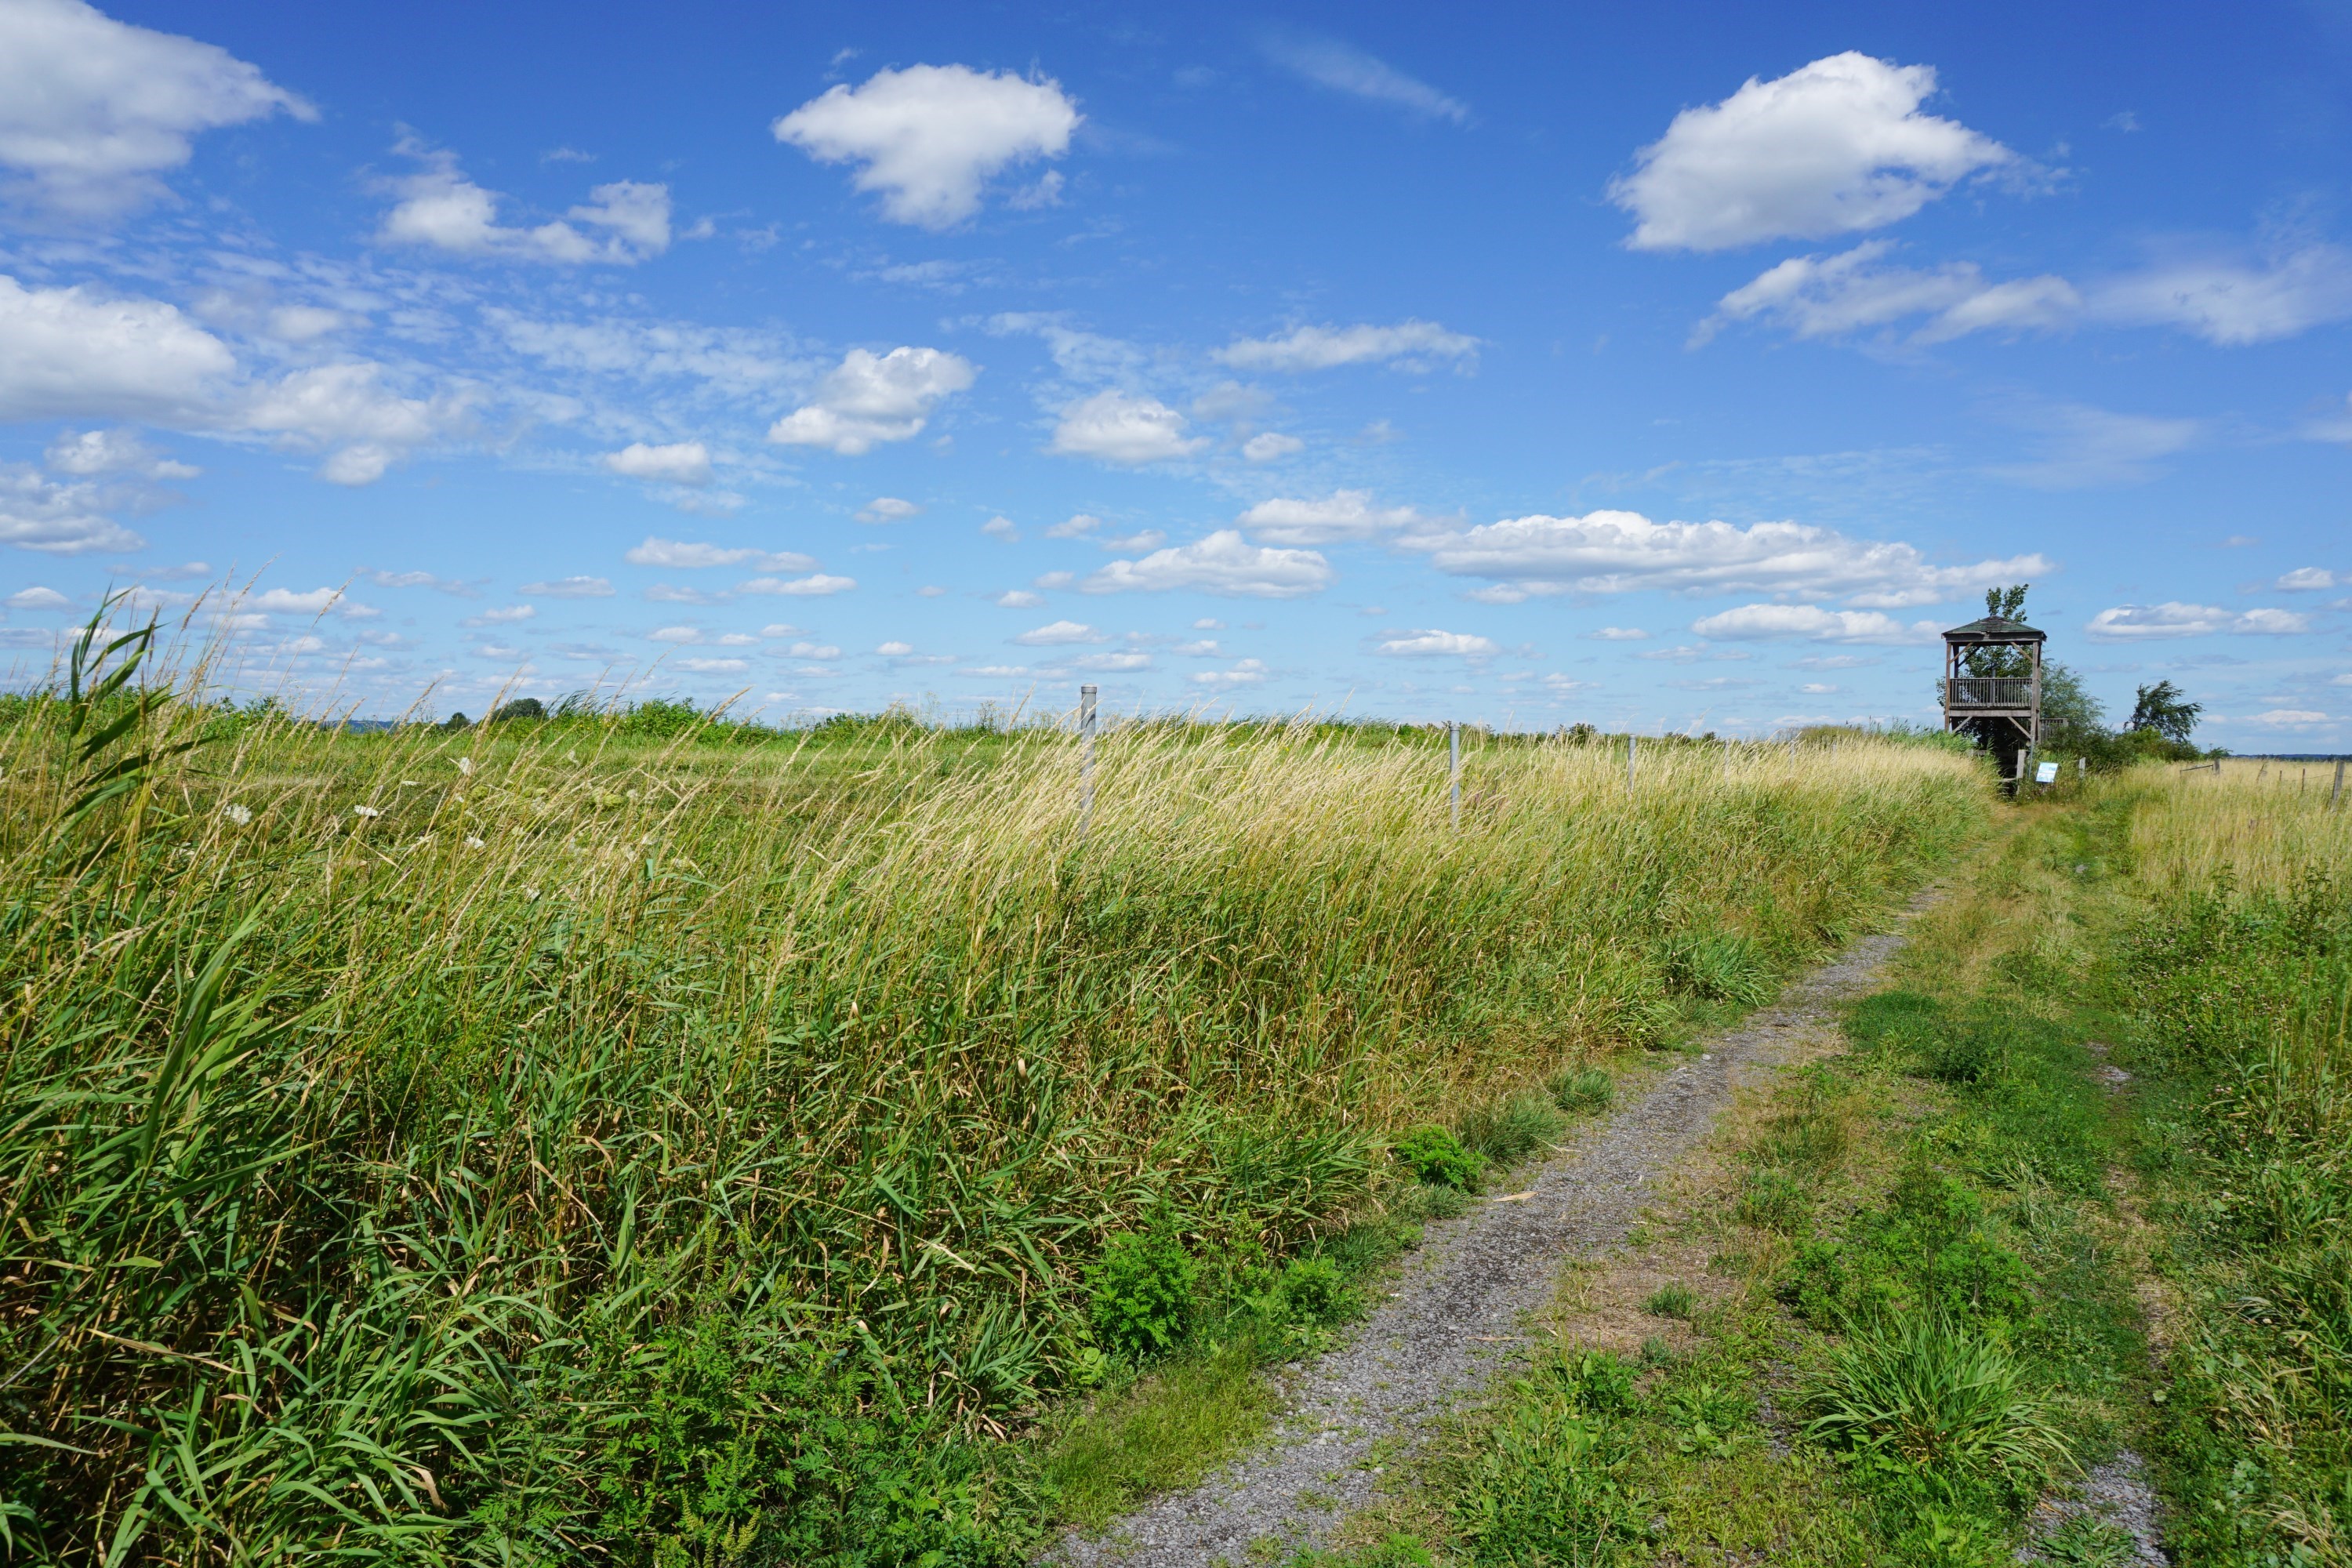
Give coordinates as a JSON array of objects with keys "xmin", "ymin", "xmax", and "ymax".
[{"xmin": 1, "ymin": 0, "xmax": 2349, "ymax": 743}]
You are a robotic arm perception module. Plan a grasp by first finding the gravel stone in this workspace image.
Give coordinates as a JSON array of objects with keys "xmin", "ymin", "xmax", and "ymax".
[
  {"xmin": 1044, "ymin": 920, "xmax": 1924, "ymax": 1566},
  {"xmin": 2020, "ymin": 1449, "xmax": 2169, "ymax": 1563}
]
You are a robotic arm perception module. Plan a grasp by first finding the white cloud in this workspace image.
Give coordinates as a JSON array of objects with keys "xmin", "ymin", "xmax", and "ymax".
[
  {"xmin": 1175, "ymin": 639, "xmax": 1221, "ymax": 655},
  {"xmin": 677, "ymin": 656, "xmax": 749, "ymax": 673},
  {"xmin": 772, "ymin": 64, "xmax": 1080, "ymax": 228},
  {"xmin": 1192, "ymin": 617, "xmax": 1225, "ymax": 630},
  {"xmin": 1802, "ymin": 682, "xmax": 1838, "ymax": 694},
  {"xmin": 521, "ymin": 575, "xmax": 613, "ymax": 597},
  {"xmin": 769, "ymin": 346, "xmax": 975, "ymax": 454},
  {"xmin": 1216, "ymin": 319, "xmax": 1478, "ymax": 372},
  {"xmin": 1700, "ymin": 241, "xmax": 2078, "ymax": 345},
  {"xmin": 1237, "ymin": 489, "xmax": 1436, "ymax": 546},
  {"xmin": 2084, "ymin": 602, "xmax": 2312, "ymax": 640},
  {"xmin": 648, "ymin": 626, "xmax": 702, "ymax": 644},
  {"xmin": 245, "ymin": 586, "xmax": 364, "ymax": 617},
  {"xmin": 5, "ymin": 586, "xmax": 71, "ymax": 609},
  {"xmin": 1102, "ymin": 529, "xmax": 1167, "ymax": 551},
  {"xmin": 44, "ymin": 427, "xmax": 196, "ymax": 478},
  {"xmin": 625, "ymin": 536, "xmax": 815, "ymax": 572},
  {"xmin": 461, "ymin": 604, "xmax": 534, "ymax": 627},
  {"xmin": 782, "ymin": 640, "xmax": 840, "ymax": 659},
  {"xmin": 1012, "ymin": 619, "xmax": 1107, "ymax": 646},
  {"xmin": 957, "ymin": 663, "xmax": 1034, "ymax": 678},
  {"xmin": 1375, "ymin": 629, "xmax": 1501, "ymax": 658},
  {"xmin": 1241, "ymin": 431, "xmax": 1304, "ymax": 462},
  {"xmin": 1051, "ymin": 391, "xmax": 1207, "ymax": 464},
  {"xmin": 1083, "ymin": 529, "xmax": 1334, "ymax": 598},
  {"xmin": 378, "ymin": 143, "xmax": 670, "ymax": 263},
  {"xmin": 992, "ymin": 590, "xmax": 1044, "ymax": 608},
  {"xmin": 1257, "ymin": 31, "xmax": 1468, "ymax": 123},
  {"xmin": 0, "ymin": 463, "xmax": 143, "ymax": 553},
  {"xmin": 737, "ymin": 572, "xmax": 856, "ymax": 596},
  {"xmin": 1990, "ymin": 403, "xmax": 2201, "ymax": 489},
  {"xmin": 604, "ymin": 441, "xmax": 711, "ymax": 485},
  {"xmin": 2092, "ymin": 245, "xmax": 2352, "ymax": 346},
  {"xmin": 855, "ymin": 495, "xmax": 922, "ymax": 524},
  {"xmin": 0, "ymin": 274, "xmax": 235, "ymax": 423},
  {"xmin": 1610, "ymin": 52, "xmax": 2016, "ymax": 252},
  {"xmin": 1403, "ymin": 509, "xmax": 2044, "ymax": 607},
  {"xmin": 1044, "ymin": 513, "xmax": 1100, "ymax": 539},
  {"xmin": 981, "ymin": 515, "xmax": 1019, "ymax": 541},
  {"xmin": 2250, "ymin": 709, "xmax": 2330, "ymax": 726},
  {"xmin": 2277, "ymin": 567, "xmax": 2338, "ymax": 590},
  {"xmin": 1689, "ymin": 603, "xmax": 1940, "ymax": 643},
  {"xmin": 0, "ymin": 0, "xmax": 314, "ymax": 215},
  {"xmin": 1588, "ymin": 626, "xmax": 1651, "ymax": 641},
  {"xmin": 238, "ymin": 362, "xmax": 474, "ymax": 485},
  {"xmin": 1064, "ymin": 651, "xmax": 1152, "ymax": 673}
]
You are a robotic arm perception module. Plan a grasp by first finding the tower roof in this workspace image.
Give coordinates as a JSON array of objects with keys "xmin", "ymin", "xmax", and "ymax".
[{"xmin": 1942, "ymin": 614, "xmax": 2046, "ymax": 644}]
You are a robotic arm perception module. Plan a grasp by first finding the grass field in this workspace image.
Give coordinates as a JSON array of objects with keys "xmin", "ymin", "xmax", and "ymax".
[{"xmin": 0, "ymin": 621, "xmax": 1989, "ymax": 1565}]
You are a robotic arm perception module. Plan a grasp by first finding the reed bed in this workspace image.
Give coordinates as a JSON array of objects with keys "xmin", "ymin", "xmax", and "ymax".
[{"xmin": 0, "ymin": 641, "xmax": 1987, "ymax": 1563}]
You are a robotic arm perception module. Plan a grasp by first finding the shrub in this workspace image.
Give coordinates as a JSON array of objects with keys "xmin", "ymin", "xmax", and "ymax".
[
  {"xmin": 1276, "ymin": 1255, "xmax": 1352, "ymax": 1327},
  {"xmin": 1548, "ymin": 1067, "xmax": 1615, "ymax": 1115},
  {"xmin": 1087, "ymin": 1228, "xmax": 1200, "ymax": 1359},
  {"xmin": 1392, "ymin": 1126, "xmax": 1486, "ymax": 1192},
  {"xmin": 1803, "ymin": 1314, "xmax": 2072, "ymax": 1497},
  {"xmin": 488, "ymin": 697, "xmax": 546, "ymax": 724}
]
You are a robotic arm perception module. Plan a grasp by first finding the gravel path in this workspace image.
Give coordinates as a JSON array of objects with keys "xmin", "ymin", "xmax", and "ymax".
[
  {"xmin": 2020, "ymin": 1450, "xmax": 2169, "ymax": 1564},
  {"xmin": 1047, "ymin": 916, "xmax": 1926, "ymax": 1567}
]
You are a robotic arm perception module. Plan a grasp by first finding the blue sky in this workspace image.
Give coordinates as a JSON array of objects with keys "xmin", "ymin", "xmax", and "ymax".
[{"xmin": 2, "ymin": 0, "xmax": 2348, "ymax": 742}]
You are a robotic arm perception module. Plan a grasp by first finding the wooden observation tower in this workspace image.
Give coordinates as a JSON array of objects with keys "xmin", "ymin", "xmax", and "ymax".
[{"xmin": 1940, "ymin": 614, "xmax": 2045, "ymax": 779}]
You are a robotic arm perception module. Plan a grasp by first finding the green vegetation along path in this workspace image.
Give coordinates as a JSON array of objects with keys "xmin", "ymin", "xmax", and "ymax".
[{"xmin": 1049, "ymin": 899, "xmax": 1940, "ymax": 1566}]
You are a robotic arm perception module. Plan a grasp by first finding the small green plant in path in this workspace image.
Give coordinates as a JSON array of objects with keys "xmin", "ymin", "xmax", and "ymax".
[{"xmin": 1392, "ymin": 1125, "xmax": 1487, "ymax": 1192}]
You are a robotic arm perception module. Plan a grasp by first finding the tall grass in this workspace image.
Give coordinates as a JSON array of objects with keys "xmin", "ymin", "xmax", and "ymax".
[{"xmin": 0, "ymin": 629, "xmax": 1987, "ymax": 1563}]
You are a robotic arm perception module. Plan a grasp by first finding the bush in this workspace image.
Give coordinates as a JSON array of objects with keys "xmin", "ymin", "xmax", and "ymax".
[
  {"xmin": 1392, "ymin": 1126, "xmax": 1486, "ymax": 1192},
  {"xmin": 1276, "ymin": 1254, "xmax": 1352, "ymax": 1327},
  {"xmin": 1548, "ymin": 1066, "xmax": 1614, "ymax": 1115},
  {"xmin": 488, "ymin": 697, "xmax": 546, "ymax": 724},
  {"xmin": 1803, "ymin": 1314, "xmax": 2071, "ymax": 1498},
  {"xmin": 1087, "ymin": 1228, "xmax": 1200, "ymax": 1359}
]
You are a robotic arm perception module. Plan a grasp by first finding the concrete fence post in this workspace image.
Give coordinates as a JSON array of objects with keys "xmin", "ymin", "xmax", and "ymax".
[{"xmin": 1077, "ymin": 684, "xmax": 1098, "ymax": 837}]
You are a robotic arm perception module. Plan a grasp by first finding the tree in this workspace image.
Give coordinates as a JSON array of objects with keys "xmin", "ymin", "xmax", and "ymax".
[
  {"xmin": 1963, "ymin": 583, "xmax": 2035, "ymax": 678},
  {"xmin": 2126, "ymin": 680, "xmax": 2201, "ymax": 743}
]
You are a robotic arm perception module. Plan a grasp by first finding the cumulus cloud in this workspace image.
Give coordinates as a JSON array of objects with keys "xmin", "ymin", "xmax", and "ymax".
[
  {"xmin": 1699, "ymin": 241, "xmax": 2078, "ymax": 345},
  {"xmin": 1689, "ymin": 603, "xmax": 1940, "ymax": 643},
  {"xmin": 1375, "ymin": 628, "xmax": 1501, "ymax": 657},
  {"xmin": 45, "ymin": 427, "xmax": 197, "ymax": 478},
  {"xmin": 0, "ymin": 464, "xmax": 143, "ymax": 553},
  {"xmin": 769, "ymin": 346, "xmax": 975, "ymax": 454},
  {"xmin": 981, "ymin": 515, "xmax": 1019, "ymax": 541},
  {"xmin": 5, "ymin": 585, "xmax": 71, "ymax": 610},
  {"xmin": 236, "ymin": 361, "xmax": 475, "ymax": 485},
  {"xmin": 1189, "ymin": 658, "xmax": 1271, "ymax": 688},
  {"xmin": 1050, "ymin": 390, "xmax": 1207, "ymax": 464},
  {"xmin": 855, "ymin": 495, "xmax": 921, "ymax": 524},
  {"xmin": 0, "ymin": 0, "xmax": 314, "ymax": 215},
  {"xmin": 1588, "ymin": 626, "xmax": 1651, "ymax": 641},
  {"xmin": 460, "ymin": 604, "xmax": 533, "ymax": 627},
  {"xmin": 1257, "ymin": 31, "xmax": 1468, "ymax": 124},
  {"xmin": 1216, "ymin": 319, "xmax": 1478, "ymax": 372},
  {"xmin": 2277, "ymin": 567, "xmax": 2337, "ymax": 590},
  {"xmin": 1611, "ymin": 52, "xmax": 2016, "ymax": 252},
  {"xmin": 0, "ymin": 274, "xmax": 236, "ymax": 423},
  {"xmin": 1011, "ymin": 619, "xmax": 1107, "ymax": 646},
  {"xmin": 603, "ymin": 441, "xmax": 710, "ymax": 485},
  {"xmin": 2091, "ymin": 245, "xmax": 2352, "ymax": 346},
  {"xmin": 520, "ymin": 575, "xmax": 612, "ymax": 597},
  {"xmin": 737, "ymin": 572, "xmax": 856, "ymax": 596},
  {"xmin": 1082, "ymin": 530, "xmax": 1334, "ymax": 598},
  {"xmin": 2085, "ymin": 603, "xmax": 2310, "ymax": 640},
  {"xmin": 772, "ymin": 64, "xmax": 1080, "ymax": 228},
  {"xmin": 1237, "ymin": 489, "xmax": 1437, "ymax": 546},
  {"xmin": 378, "ymin": 143, "xmax": 670, "ymax": 263},
  {"xmin": 1044, "ymin": 513, "xmax": 1100, "ymax": 539},
  {"xmin": 676, "ymin": 656, "xmax": 749, "ymax": 673},
  {"xmin": 2250, "ymin": 709, "xmax": 2329, "ymax": 726},
  {"xmin": 994, "ymin": 590, "xmax": 1044, "ymax": 608},
  {"xmin": 626, "ymin": 536, "xmax": 815, "ymax": 572},
  {"xmin": 1402, "ymin": 509, "xmax": 2043, "ymax": 607},
  {"xmin": 1241, "ymin": 431, "xmax": 1303, "ymax": 462}
]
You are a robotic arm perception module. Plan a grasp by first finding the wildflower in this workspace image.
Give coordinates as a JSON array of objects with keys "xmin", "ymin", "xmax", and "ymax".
[
  {"xmin": 457, "ymin": 757, "xmax": 474, "ymax": 776},
  {"xmin": 354, "ymin": 804, "xmax": 382, "ymax": 818},
  {"xmin": 522, "ymin": 886, "xmax": 541, "ymax": 902},
  {"xmin": 222, "ymin": 803, "xmax": 252, "ymax": 826},
  {"xmin": 465, "ymin": 836, "xmax": 485, "ymax": 849}
]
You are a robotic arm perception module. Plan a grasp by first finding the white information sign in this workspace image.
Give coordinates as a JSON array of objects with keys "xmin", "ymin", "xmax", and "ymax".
[{"xmin": 2034, "ymin": 760, "xmax": 2060, "ymax": 784}]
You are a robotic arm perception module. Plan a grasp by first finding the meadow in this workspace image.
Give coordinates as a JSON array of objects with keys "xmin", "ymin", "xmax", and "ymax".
[{"xmin": 0, "ymin": 617, "xmax": 1989, "ymax": 1565}]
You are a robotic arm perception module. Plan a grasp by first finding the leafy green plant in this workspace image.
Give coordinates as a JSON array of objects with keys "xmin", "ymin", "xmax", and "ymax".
[
  {"xmin": 1087, "ymin": 1229, "xmax": 1201, "ymax": 1359},
  {"xmin": 1544, "ymin": 1348, "xmax": 1637, "ymax": 1415},
  {"xmin": 1643, "ymin": 1282, "xmax": 1699, "ymax": 1319},
  {"xmin": 2038, "ymin": 1512, "xmax": 2136, "ymax": 1566},
  {"xmin": 1450, "ymin": 1403, "xmax": 1645, "ymax": 1566},
  {"xmin": 1276, "ymin": 1255, "xmax": 1352, "ymax": 1327},
  {"xmin": 1803, "ymin": 1314, "xmax": 2073, "ymax": 1497},
  {"xmin": 1734, "ymin": 1168, "xmax": 1813, "ymax": 1232},
  {"xmin": 1392, "ymin": 1126, "xmax": 1486, "ymax": 1192}
]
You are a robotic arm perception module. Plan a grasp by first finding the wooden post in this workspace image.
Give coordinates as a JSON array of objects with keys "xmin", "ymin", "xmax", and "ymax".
[
  {"xmin": 1077, "ymin": 684, "xmax": 1098, "ymax": 836},
  {"xmin": 2332, "ymin": 758, "xmax": 2345, "ymax": 810},
  {"xmin": 1448, "ymin": 720, "xmax": 1461, "ymax": 829}
]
